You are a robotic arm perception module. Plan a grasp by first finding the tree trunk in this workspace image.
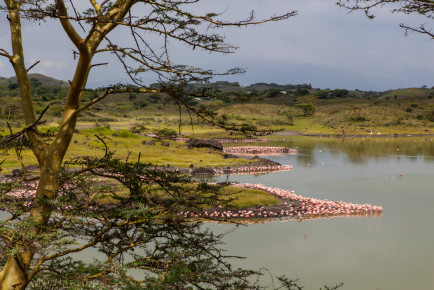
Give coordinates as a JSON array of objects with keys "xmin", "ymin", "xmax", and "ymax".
[
  {"xmin": 0, "ymin": 156, "xmax": 61, "ymax": 289},
  {"xmin": 1, "ymin": 1, "xmax": 128, "ymax": 287},
  {"xmin": 0, "ymin": 254, "xmax": 31, "ymax": 290}
]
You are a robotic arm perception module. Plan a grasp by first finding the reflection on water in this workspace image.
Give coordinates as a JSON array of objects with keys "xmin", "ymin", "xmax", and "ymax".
[
  {"xmin": 211, "ymin": 137, "xmax": 434, "ymax": 290},
  {"xmin": 265, "ymin": 136, "xmax": 434, "ymax": 165}
]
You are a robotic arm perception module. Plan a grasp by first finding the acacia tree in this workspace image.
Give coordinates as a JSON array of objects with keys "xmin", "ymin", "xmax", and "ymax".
[{"xmin": 0, "ymin": 0, "xmax": 298, "ymax": 289}]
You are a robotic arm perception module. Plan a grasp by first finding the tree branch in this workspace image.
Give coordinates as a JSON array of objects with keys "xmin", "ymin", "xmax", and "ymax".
[
  {"xmin": 0, "ymin": 49, "xmax": 12, "ymax": 60},
  {"xmin": 26, "ymin": 60, "xmax": 40, "ymax": 72},
  {"xmin": 75, "ymin": 87, "xmax": 156, "ymax": 115},
  {"xmin": 400, "ymin": 23, "xmax": 434, "ymax": 39},
  {"xmin": 56, "ymin": 0, "xmax": 83, "ymax": 49},
  {"xmin": 30, "ymin": 223, "xmax": 113, "ymax": 281},
  {"xmin": 0, "ymin": 105, "xmax": 50, "ymax": 146}
]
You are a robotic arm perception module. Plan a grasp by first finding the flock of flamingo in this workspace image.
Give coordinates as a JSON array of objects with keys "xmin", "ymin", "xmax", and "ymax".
[
  {"xmin": 177, "ymin": 183, "xmax": 383, "ymax": 221},
  {"xmin": 223, "ymin": 146, "xmax": 297, "ymax": 156},
  {"xmin": 2, "ymin": 145, "xmax": 383, "ymax": 222},
  {"xmin": 188, "ymin": 164, "xmax": 294, "ymax": 175},
  {"xmin": 175, "ymin": 138, "xmax": 268, "ymax": 143}
]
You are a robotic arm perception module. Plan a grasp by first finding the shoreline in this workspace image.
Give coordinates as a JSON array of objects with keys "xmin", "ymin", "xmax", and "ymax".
[
  {"xmin": 2, "ymin": 177, "xmax": 383, "ymax": 223},
  {"xmin": 1, "ymin": 144, "xmax": 384, "ymax": 223},
  {"xmin": 178, "ymin": 183, "xmax": 383, "ymax": 222},
  {"xmin": 275, "ymin": 130, "xmax": 434, "ymax": 138}
]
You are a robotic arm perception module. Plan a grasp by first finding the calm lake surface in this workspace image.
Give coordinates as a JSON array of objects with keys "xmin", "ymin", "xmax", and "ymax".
[
  {"xmin": 1, "ymin": 137, "xmax": 433, "ymax": 289},
  {"xmin": 210, "ymin": 137, "xmax": 434, "ymax": 290}
]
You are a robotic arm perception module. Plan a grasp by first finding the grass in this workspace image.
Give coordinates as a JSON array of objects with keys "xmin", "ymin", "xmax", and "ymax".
[
  {"xmin": 2, "ymin": 90, "xmax": 432, "ymax": 210},
  {"xmin": 2, "ymin": 86, "xmax": 434, "ymax": 173},
  {"xmin": 224, "ymin": 186, "xmax": 280, "ymax": 208},
  {"xmin": 0, "ymin": 126, "xmax": 252, "ymax": 173},
  {"xmin": 95, "ymin": 182, "xmax": 280, "ymax": 210}
]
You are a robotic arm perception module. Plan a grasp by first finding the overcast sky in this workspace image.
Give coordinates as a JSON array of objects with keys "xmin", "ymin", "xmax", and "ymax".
[{"xmin": 1, "ymin": 0, "xmax": 434, "ymax": 91}]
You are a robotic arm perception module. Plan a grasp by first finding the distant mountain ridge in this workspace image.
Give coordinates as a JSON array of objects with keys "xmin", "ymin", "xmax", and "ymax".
[{"xmin": 0, "ymin": 73, "xmax": 69, "ymax": 88}]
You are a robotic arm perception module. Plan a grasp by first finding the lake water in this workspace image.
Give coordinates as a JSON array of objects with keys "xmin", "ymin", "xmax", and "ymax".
[
  {"xmin": 210, "ymin": 137, "xmax": 434, "ymax": 290},
  {"xmin": 1, "ymin": 137, "xmax": 433, "ymax": 289}
]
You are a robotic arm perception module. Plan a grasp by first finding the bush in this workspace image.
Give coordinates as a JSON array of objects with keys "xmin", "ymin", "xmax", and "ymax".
[
  {"xmin": 40, "ymin": 126, "xmax": 59, "ymax": 135},
  {"xmin": 117, "ymin": 129, "xmax": 137, "ymax": 138},
  {"xmin": 405, "ymin": 107, "xmax": 413, "ymax": 113},
  {"xmin": 8, "ymin": 82, "xmax": 19, "ymax": 90},
  {"xmin": 134, "ymin": 101, "xmax": 148, "ymax": 109},
  {"xmin": 349, "ymin": 116, "xmax": 367, "ymax": 122},
  {"xmin": 297, "ymin": 103, "xmax": 316, "ymax": 117},
  {"xmin": 130, "ymin": 123, "xmax": 148, "ymax": 134},
  {"xmin": 83, "ymin": 126, "xmax": 114, "ymax": 136},
  {"xmin": 295, "ymin": 88, "xmax": 309, "ymax": 96},
  {"xmin": 279, "ymin": 111, "xmax": 294, "ymax": 124},
  {"xmin": 51, "ymin": 107, "xmax": 62, "ymax": 117},
  {"xmin": 154, "ymin": 128, "xmax": 177, "ymax": 139},
  {"xmin": 266, "ymin": 89, "xmax": 281, "ymax": 98},
  {"xmin": 427, "ymin": 111, "xmax": 434, "ymax": 122}
]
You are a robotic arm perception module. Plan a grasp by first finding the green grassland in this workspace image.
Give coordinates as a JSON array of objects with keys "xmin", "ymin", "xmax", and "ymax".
[
  {"xmin": 1, "ymin": 77, "xmax": 434, "ymax": 172},
  {"xmin": 2, "ymin": 78, "xmax": 434, "ymax": 210},
  {"xmin": 0, "ymin": 127, "xmax": 251, "ymax": 173}
]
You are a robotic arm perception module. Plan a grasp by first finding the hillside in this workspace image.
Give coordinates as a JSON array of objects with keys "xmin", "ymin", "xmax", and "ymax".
[
  {"xmin": 1, "ymin": 74, "xmax": 433, "ymax": 136},
  {"xmin": 0, "ymin": 73, "xmax": 69, "ymax": 88}
]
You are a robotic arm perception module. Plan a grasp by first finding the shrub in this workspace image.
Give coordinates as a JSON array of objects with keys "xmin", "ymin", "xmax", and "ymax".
[
  {"xmin": 130, "ymin": 123, "xmax": 148, "ymax": 134},
  {"xmin": 154, "ymin": 128, "xmax": 177, "ymax": 139},
  {"xmin": 266, "ymin": 89, "xmax": 281, "ymax": 98},
  {"xmin": 295, "ymin": 88, "xmax": 309, "ymax": 96},
  {"xmin": 117, "ymin": 129, "xmax": 137, "ymax": 138},
  {"xmin": 427, "ymin": 111, "xmax": 434, "ymax": 122},
  {"xmin": 405, "ymin": 107, "xmax": 413, "ymax": 113},
  {"xmin": 51, "ymin": 107, "xmax": 62, "ymax": 117},
  {"xmin": 279, "ymin": 111, "xmax": 294, "ymax": 124},
  {"xmin": 83, "ymin": 126, "xmax": 114, "ymax": 136},
  {"xmin": 96, "ymin": 118, "xmax": 116, "ymax": 122},
  {"xmin": 40, "ymin": 126, "xmax": 59, "ymax": 135},
  {"xmin": 297, "ymin": 103, "xmax": 316, "ymax": 117},
  {"xmin": 8, "ymin": 82, "xmax": 19, "ymax": 90},
  {"xmin": 349, "ymin": 116, "xmax": 367, "ymax": 122},
  {"xmin": 134, "ymin": 101, "xmax": 148, "ymax": 109}
]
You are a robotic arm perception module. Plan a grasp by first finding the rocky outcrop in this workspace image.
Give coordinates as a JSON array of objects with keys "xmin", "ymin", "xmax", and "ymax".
[{"xmin": 186, "ymin": 138, "xmax": 223, "ymax": 151}]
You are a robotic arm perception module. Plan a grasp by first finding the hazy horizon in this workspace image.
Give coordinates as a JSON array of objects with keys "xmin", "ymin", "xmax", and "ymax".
[{"xmin": 1, "ymin": 1, "xmax": 434, "ymax": 91}]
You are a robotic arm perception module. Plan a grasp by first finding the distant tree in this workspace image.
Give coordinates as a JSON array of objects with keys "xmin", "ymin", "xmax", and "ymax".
[
  {"xmin": 333, "ymin": 89, "xmax": 349, "ymax": 98},
  {"xmin": 134, "ymin": 100, "xmax": 148, "ymax": 109},
  {"xmin": 148, "ymin": 93, "xmax": 160, "ymax": 104},
  {"xmin": 235, "ymin": 92, "xmax": 252, "ymax": 103},
  {"xmin": 316, "ymin": 89, "xmax": 349, "ymax": 99},
  {"xmin": 7, "ymin": 82, "xmax": 19, "ymax": 90},
  {"xmin": 316, "ymin": 90, "xmax": 332, "ymax": 99},
  {"xmin": 29, "ymin": 78, "xmax": 41, "ymax": 88},
  {"xmin": 295, "ymin": 88, "xmax": 310, "ymax": 96},
  {"xmin": 297, "ymin": 103, "xmax": 316, "ymax": 117},
  {"xmin": 0, "ymin": 97, "xmax": 21, "ymax": 120},
  {"xmin": 128, "ymin": 93, "xmax": 137, "ymax": 101},
  {"xmin": 267, "ymin": 88, "xmax": 282, "ymax": 98}
]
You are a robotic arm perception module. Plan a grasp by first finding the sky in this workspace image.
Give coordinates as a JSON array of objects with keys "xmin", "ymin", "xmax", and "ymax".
[{"xmin": 1, "ymin": 0, "xmax": 434, "ymax": 91}]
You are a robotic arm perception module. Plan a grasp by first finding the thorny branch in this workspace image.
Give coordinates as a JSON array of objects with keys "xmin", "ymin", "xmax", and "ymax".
[{"xmin": 0, "ymin": 105, "xmax": 50, "ymax": 146}]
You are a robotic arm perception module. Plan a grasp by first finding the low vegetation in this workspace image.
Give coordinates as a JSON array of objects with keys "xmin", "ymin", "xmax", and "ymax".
[
  {"xmin": 2, "ymin": 75, "xmax": 432, "ymax": 140},
  {"xmin": 1, "ymin": 75, "xmax": 433, "ymax": 175}
]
